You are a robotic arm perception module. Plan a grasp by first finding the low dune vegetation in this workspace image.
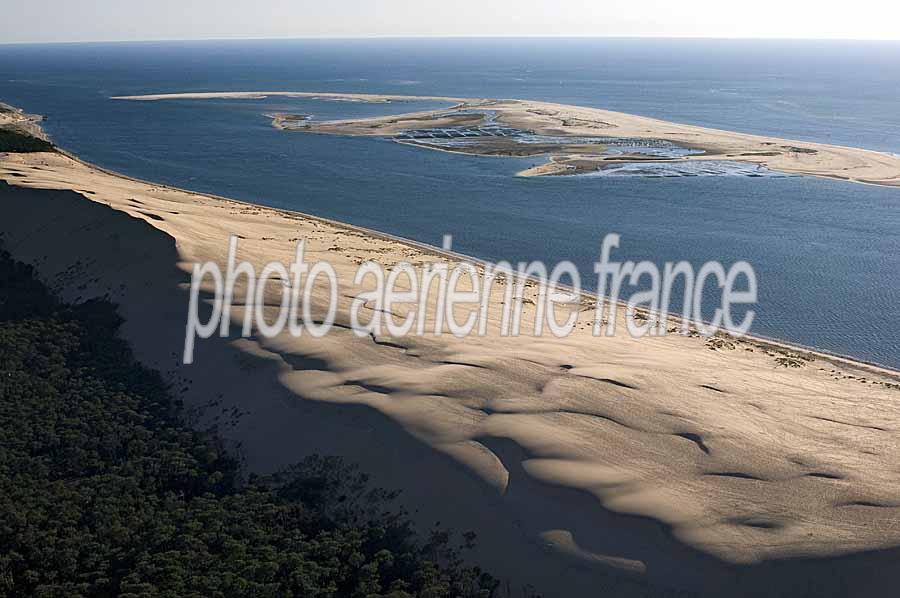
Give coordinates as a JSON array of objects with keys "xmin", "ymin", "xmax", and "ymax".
[{"xmin": 0, "ymin": 129, "xmax": 54, "ymax": 153}]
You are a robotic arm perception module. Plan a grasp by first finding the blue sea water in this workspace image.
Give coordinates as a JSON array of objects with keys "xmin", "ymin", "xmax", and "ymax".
[{"xmin": 1, "ymin": 38, "xmax": 899, "ymax": 367}]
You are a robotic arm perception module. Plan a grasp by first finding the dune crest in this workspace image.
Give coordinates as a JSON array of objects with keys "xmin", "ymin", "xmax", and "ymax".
[{"xmin": 3, "ymin": 149, "xmax": 900, "ymax": 595}]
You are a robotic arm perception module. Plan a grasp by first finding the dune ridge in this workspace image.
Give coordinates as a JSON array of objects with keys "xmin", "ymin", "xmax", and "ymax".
[{"xmin": 3, "ymin": 140, "xmax": 900, "ymax": 594}]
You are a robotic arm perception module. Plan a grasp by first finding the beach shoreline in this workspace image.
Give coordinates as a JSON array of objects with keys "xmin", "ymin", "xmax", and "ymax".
[{"xmin": 49, "ymin": 143, "xmax": 900, "ymax": 381}]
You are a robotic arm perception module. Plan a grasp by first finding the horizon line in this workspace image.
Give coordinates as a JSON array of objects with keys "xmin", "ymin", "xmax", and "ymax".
[{"xmin": 3, "ymin": 33, "xmax": 900, "ymax": 46}]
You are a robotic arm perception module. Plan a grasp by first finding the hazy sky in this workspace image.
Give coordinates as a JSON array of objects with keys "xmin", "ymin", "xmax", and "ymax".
[{"xmin": 2, "ymin": 0, "xmax": 899, "ymax": 43}]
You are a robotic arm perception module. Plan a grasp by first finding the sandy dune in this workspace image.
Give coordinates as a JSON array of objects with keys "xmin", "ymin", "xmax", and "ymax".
[
  {"xmin": 3, "ymin": 149, "xmax": 900, "ymax": 596},
  {"xmin": 112, "ymin": 91, "xmax": 900, "ymax": 187}
]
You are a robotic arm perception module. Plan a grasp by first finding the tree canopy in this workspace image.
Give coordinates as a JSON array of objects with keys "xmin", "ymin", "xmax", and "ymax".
[{"xmin": 0, "ymin": 247, "xmax": 506, "ymax": 598}]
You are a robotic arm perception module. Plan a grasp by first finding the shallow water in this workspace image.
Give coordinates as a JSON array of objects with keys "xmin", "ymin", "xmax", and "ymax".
[
  {"xmin": 583, "ymin": 160, "xmax": 790, "ymax": 177},
  {"xmin": 1, "ymin": 39, "xmax": 899, "ymax": 367}
]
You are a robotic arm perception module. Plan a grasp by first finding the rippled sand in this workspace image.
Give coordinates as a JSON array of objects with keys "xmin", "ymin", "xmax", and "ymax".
[{"xmin": 4, "ymin": 147, "xmax": 900, "ymax": 596}]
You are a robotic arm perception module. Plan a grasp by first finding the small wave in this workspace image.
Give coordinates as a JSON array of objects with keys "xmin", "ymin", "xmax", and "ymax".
[
  {"xmin": 603, "ymin": 145, "xmax": 703, "ymax": 159},
  {"xmin": 582, "ymin": 160, "xmax": 792, "ymax": 178}
]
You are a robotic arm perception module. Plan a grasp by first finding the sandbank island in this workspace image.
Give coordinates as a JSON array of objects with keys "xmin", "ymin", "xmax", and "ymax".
[{"xmin": 113, "ymin": 91, "xmax": 900, "ymax": 186}]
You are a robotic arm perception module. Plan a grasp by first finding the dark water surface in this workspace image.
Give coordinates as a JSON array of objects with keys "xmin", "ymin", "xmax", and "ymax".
[{"xmin": 1, "ymin": 38, "xmax": 899, "ymax": 366}]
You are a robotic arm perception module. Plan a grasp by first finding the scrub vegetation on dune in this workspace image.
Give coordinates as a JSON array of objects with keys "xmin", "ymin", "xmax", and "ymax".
[{"xmin": 0, "ymin": 128, "xmax": 54, "ymax": 153}]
